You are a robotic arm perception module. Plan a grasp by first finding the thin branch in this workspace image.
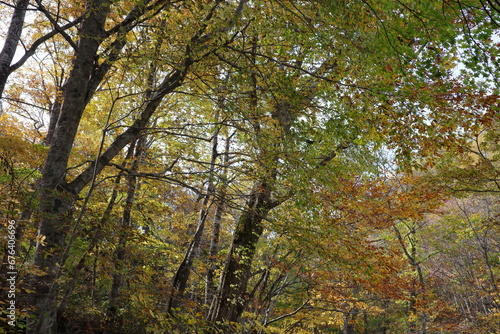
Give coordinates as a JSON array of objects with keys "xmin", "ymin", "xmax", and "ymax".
[
  {"xmin": 34, "ymin": 0, "xmax": 78, "ymax": 50},
  {"xmin": 265, "ymin": 300, "xmax": 311, "ymax": 326},
  {"xmin": 9, "ymin": 16, "xmax": 83, "ymax": 73},
  {"xmin": 107, "ymin": 162, "xmax": 203, "ymax": 196}
]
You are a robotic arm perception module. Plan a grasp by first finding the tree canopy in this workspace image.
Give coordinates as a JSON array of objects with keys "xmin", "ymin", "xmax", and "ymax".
[{"xmin": 0, "ymin": 0, "xmax": 499, "ymax": 333}]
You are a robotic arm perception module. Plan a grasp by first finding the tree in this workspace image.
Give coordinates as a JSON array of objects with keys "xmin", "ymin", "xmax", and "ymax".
[
  {"xmin": 2, "ymin": 0, "xmax": 500, "ymax": 333},
  {"xmin": 0, "ymin": 0, "xmax": 83, "ymax": 102},
  {"xmin": 0, "ymin": 0, "xmax": 29, "ymax": 99},
  {"xmin": 26, "ymin": 1, "xmax": 250, "ymax": 332}
]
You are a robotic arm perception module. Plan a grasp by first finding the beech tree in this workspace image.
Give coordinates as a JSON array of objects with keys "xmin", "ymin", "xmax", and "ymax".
[
  {"xmin": 9, "ymin": 0, "xmax": 253, "ymax": 332},
  {"xmin": 1, "ymin": 0, "xmax": 500, "ymax": 333}
]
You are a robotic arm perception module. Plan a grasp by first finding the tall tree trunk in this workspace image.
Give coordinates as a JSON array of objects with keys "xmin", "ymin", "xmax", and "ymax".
[
  {"xmin": 28, "ymin": 51, "xmax": 191, "ymax": 334},
  {"xmin": 205, "ymin": 135, "xmax": 231, "ymax": 309},
  {"xmin": 204, "ymin": 190, "xmax": 225, "ymax": 307},
  {"xmin": 27, "ymin": 2, "xmax": 112, "ymax": 332},
  {"xmin": 205, "ymin": 36, "xmax": 290, "ymax": 330},
  {"xmin": 108, "ymin": 137, "xmax": 144, "ymax": 316},
  {"xmin": 25, "ymin": 2, "xmax": 234, "ymax": 331},
  {"xmin": 393, "ymin": 223, "xmax": 427, "ymax": 334},
  {"xmin": 166, "ymin": 129, "xmax": 220, "ymax": 314},
  {"xmin": 0, "ymin": 0, "xmax": 29, "ymax": 99},
  {"xmin": 207, "ymin": 180, "xmax": 278, "ymax": 332}
]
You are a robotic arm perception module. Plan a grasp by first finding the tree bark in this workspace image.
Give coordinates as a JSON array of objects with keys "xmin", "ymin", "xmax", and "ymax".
[
  {"xmin": 205, "ymin": 135, "xmax": 231, "ymax": 309},
  {"xmin": 27, "ymin": 13, "xmax": 196, "ymax": 334},
  {"xmin": 28, "ymin": 2, "xmax": 112, "ymax": 332},
  {"xmin": 204, "ymin": 188, "xmax": 225, "ymax": 307},
  {"xmin": 45, "ymin": 86, "xmax": 63, "ymax": 146},
  {"xmin": 108, "ymin": 136, "xmax": 144, "ymax": 316},
  {"xmin": 0, "ymin": 0, "xmax": 29, "ymax": 99},
  {"xmin": 25, "ymin": 1, "xmax": 240, "ymax": 331},
  {"xmin": 207, "ymin": 180, "xmax": 278, "ymax": 332}
]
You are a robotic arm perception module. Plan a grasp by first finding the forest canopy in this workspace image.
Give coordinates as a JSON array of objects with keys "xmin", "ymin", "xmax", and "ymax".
[{"xmin": 0, "ymin": 0, "xmax": 499, "ymax": 333}]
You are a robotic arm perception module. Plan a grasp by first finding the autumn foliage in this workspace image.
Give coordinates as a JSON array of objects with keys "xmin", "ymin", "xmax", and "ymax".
[{"xmin": 1, "ymin": 0, "xmax": 500, "ymax": 333}]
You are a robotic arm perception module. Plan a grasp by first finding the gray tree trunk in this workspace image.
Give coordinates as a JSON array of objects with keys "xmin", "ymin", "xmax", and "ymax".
[
  {"xmin": 28, "ymin": 2, "xmax": 112, "ymax": 332},
  {"xmin": 108, "ymin": 137, "xmax": 144, "ymax": 317},
  {"xmin": 0, "ymin": 0, "xmax": 29, "ymax": 99},
  {"xmin": 205, "ymin": 135, "xmax": 231, "ymax": 309},
  {"xmin": 207, "ymin": 180, "xmax": 278, "ymax": 332}
]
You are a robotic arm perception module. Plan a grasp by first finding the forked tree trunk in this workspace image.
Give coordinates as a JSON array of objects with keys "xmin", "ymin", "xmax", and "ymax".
[
  {"xmin": 24, "ymin": 2, "xmax": 239, "ymax": 332},
  {"xmin": 28, "ymin": 2, "xmax": 112, "ymax": 332}
]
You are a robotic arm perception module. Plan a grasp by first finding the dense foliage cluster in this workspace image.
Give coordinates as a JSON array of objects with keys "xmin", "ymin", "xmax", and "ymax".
[{"xmin": 0, "ymin": 0, "xmax": 499, "ymax": 333}]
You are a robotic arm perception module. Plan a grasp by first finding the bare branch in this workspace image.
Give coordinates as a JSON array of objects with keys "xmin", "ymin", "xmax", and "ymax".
[{"xmin": 264, "ymin": 300, "xmax": 312, "ymax": 326}]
